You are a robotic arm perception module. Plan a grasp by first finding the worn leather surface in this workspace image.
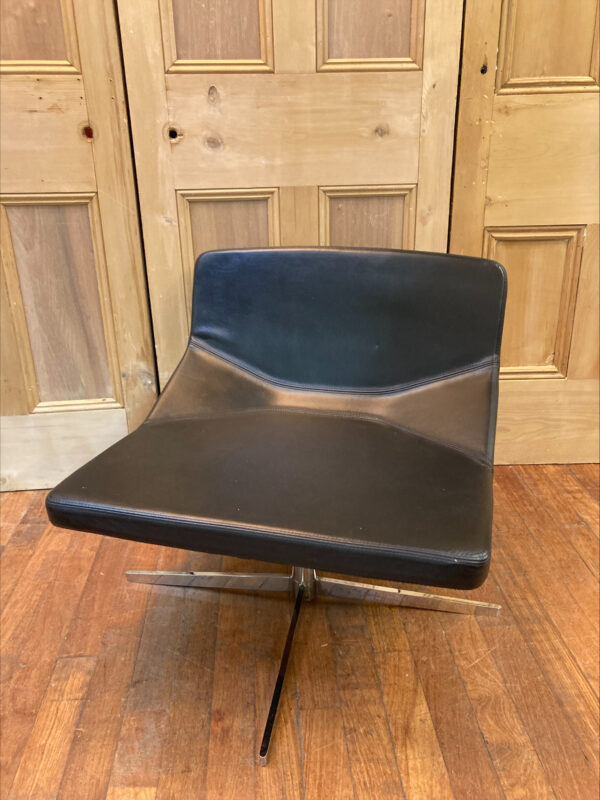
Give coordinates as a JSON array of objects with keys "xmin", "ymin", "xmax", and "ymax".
[{"xmin": 47, "ymin": 248, "xmax": 506, "ymax": 589}]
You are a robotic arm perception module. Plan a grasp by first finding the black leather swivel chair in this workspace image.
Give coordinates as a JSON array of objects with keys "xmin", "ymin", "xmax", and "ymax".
[{"xmin": 47, "ymin": 247, "xmax": 507, "ymax": 763}]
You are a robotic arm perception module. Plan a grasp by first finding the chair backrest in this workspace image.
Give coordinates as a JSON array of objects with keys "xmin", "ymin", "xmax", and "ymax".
[
  {"xmin": 154, "ymin": 248, "xmax": 506, "ymax": 465},
  {"xmin": 191, "ymin": 248, "xmax": 506, "ymax": 390}
]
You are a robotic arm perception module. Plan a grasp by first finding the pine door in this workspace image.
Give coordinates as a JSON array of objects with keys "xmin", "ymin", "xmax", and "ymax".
[
  {"xmin": 0, "ymin": 0, "xmax": 156, "ymax": 489},
  {"xmin": 451, "ymin": 0, "xmax": 599, "ymax": 463}
]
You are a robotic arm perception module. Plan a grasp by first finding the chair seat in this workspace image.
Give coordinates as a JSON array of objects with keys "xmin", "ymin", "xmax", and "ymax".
[{"xmin": 47, "ymin": 409, "xmax": 492, "ymax": 589}]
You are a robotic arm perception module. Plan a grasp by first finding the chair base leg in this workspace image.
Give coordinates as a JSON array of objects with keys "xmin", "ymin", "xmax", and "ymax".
[
  {"xmin": 126, "ymin": 569, "xmax": 292, "ymax": 592},
  {"xmin": 316, "ymin": 575, "xmax": 501, "ymax": 617},
  {"xmin": 126, "ymin": 567, "xmax": 500, "ymax": 615},
  {"xmin": 126, "ymin": 565, "xmax": 500, "ymax": 765}
]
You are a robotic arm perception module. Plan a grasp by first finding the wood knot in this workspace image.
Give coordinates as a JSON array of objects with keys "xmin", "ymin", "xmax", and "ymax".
[
  {"xmin": 374, "ymin": 124, "xmax": 389, "ymax": 138},
  {"xmin": 204, "ymin": 134, "xmax": 223, "ymax": 150}
]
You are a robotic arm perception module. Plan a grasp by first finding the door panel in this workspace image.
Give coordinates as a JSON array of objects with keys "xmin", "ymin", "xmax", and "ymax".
[
  {"xmin": 118, "ymin": 0, "xmax": 463, "ymax": 387},
  {"xmin": 318, "ymin": 0, "xmax": 422, "ymax": 68},
  {"xmin": 451, "ymin": 0, "xmax": 599, "ymax": 463},
  {"xmin": 320, "ymin": 186, "xmax": 416, "ymax": 249},
  {"xmin": 162, "ymin": 0, "xmax": 274, "ymax": 71},
  {"xmin": 484, "ymin": 226, "xmax": 584, "ymax": 379},
  {"xmin": 4, "ymin": 200, "xmax": 116, "ymax": 404},
  {"xmin": 0, "ymin": 0, "xmax": 79, "ymax": 71},
  {"xmin": 496, "ymin": 0, "xmax": 598, "ymax": 93},
  {"xmin": 325, "ymin": 0, "xmax": 413, "ymax": 61},
  {"xmin": 0, "ymin": 0, "xmax": 156, "ymax": 490}
]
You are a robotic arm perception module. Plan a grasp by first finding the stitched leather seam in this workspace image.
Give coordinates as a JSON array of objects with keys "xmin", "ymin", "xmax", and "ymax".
[
  {"xmin": 49, "ymin": 499, "xmax": 491, "ymax": 567},
  {"xmin": 188, "ymin": 338, "xmax": 498, "ymax": 396}
]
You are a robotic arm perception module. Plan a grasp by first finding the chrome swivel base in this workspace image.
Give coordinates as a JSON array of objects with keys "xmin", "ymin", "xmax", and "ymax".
[{"xmin": 126, "ymin": 565, "xmax": 500, "ymax": 764}]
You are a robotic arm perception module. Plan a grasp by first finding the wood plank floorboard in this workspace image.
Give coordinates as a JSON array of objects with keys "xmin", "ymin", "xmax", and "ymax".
[
  {"xmin": 568, "ymin": 464, "xmax": 600, "ymax": 503},
  {"xmin": 0, "ymin": 465, "xmax": 598, "ymax": 799}
]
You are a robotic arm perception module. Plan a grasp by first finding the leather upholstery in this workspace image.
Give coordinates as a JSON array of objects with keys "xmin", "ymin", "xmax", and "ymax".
[
  {"xmin": 191, "ymin": 249, "xmax": 505, "ymax": 390},
  {"xmin": 47, "ymin": 248, "xmax": 506, "ymax": 590}
]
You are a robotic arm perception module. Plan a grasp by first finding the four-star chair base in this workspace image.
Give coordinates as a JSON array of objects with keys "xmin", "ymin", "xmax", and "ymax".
[{"xmin": 126, "ymin": 565, "xmax": 501, "ymax": 765}]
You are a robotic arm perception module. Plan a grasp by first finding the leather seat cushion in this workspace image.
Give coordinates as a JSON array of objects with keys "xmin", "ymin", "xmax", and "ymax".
[{"xmin": 47, "ymin": 410, "xmax": 493, "ymax": 589}]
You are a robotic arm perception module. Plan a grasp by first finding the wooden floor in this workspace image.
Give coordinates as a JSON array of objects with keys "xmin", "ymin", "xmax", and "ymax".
[{"xmin": 0, "ymin": 465, "xmax": 598, "ymax": 800}]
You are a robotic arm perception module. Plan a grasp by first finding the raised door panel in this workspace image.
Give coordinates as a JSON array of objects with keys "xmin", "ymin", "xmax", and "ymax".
[
  {"xmin": 484, "ymin": 227, "xmax": 583, "ymax": 379},
  {"xmin": 326, "ymin": 0, "xmax": 411, "ymax": 59},
  {"xmin": 2, "ymin": 199, "xmax": 118, "ymax": 408},
  {"xmin": 320, "ymin": 186, "xmax": 416, "ymax": 249},
  {"xmin": 0, "ymin": 0, "xmax": 80, "ymax": 72},
  {"xmin": 1, "ymin": 0, "xmax": 67, "ymax": 60},
  {"xmin": 161, "ymin": 0, "xmax": 273, "ymax": 71},
  {"xmin": 497, "ymin": 0, "xmax": 599, "ymax": 92},
  {"xmin": 318, "ymin": 0, "xmax": 423, "ymax": 69},
  {"xmin": 119, "ymin": 0, "xmax": 463, "ymax": 385}
]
